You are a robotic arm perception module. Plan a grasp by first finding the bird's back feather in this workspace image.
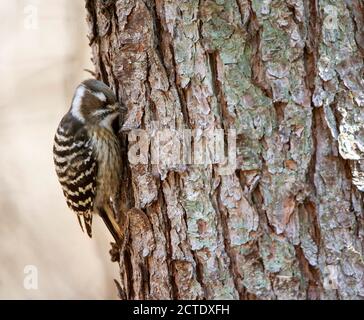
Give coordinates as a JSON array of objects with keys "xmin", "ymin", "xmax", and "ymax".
[{"xmin": 53, "ymin": 113, "xmax": 97, "ymax": 237}]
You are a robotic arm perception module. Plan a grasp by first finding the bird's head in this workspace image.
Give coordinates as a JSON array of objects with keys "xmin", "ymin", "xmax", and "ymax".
[{"xmin": 69, "ymin": 79, "xmax": 120, "ymax": 129}]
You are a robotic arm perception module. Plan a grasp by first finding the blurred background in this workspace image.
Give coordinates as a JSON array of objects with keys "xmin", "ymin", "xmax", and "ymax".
[{"xmin": 0, "ymin": 0, "xmax": 118, "ymax": 299}]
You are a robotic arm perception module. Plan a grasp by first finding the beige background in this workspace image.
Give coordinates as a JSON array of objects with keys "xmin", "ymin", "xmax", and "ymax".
[{"xmin": 0, "ymin": 1, "xmax": 118, "ymax": 299}]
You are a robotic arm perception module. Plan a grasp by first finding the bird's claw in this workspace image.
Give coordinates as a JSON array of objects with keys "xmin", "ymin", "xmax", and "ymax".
[{"xmin": 109, "ymin": 242, "xmax": 120, "ymax": 262}]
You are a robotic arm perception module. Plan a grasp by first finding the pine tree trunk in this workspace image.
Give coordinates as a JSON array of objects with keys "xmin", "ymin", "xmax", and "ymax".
[{"xmin": 85, "ymin": 0, "xmax": 364, "ymax": 300}]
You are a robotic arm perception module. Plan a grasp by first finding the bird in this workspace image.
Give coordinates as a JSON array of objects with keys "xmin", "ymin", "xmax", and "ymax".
[{"xmin": 53, "ymin": 79, "xmax": 124, "ymax": 244}]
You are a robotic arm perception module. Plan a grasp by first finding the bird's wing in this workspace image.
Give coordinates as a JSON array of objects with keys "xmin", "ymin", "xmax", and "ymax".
[{"xmin": 53, "ymin": 119, "xmax": 97, "ymax": 238}]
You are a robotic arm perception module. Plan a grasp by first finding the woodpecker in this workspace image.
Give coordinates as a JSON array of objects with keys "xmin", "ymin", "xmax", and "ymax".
[{"xmin": 53, "ymin": 79, "xmax": 124, "ymax": 243}]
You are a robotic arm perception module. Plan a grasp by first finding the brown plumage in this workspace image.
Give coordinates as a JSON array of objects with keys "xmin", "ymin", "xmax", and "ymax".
[{"xmin": 53, "ymin": 79, "xmax": 123, "ymax": 242}]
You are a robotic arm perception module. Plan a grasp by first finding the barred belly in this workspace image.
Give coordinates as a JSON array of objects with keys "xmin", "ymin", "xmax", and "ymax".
[{"xmin": 90, "ymin": 126, "xmax": 122, "ymax": 211}]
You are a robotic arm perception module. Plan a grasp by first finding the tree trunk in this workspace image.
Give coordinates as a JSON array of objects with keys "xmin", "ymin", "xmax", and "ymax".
[{"xmin": 85, "ymin": 0, "xmax": 364, "ymax": 300}]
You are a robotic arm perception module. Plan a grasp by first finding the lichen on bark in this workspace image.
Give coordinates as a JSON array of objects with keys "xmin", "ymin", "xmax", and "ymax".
[{"xmin": 86, "ymin": 0, "xmax": 364, "ymax": 300}]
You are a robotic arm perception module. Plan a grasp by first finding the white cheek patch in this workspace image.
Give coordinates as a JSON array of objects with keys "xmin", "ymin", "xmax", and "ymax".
[
  {"xmin": 93, "ymin": 91, "xmax": 107, "ymax": 102},
  {"xmin": 71, "ymin": 85, "xmax": 86, "ymax": 123},
  {"xmin": 92, "ymin": 109, "xmax": 109, "ymax": 116},
  {"xmin": 99, "ymin": 113, "xmax": 119, "ymax": 130}
]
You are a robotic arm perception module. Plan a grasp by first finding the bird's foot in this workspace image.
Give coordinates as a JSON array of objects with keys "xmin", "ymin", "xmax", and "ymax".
[{"xmin": 109, "ymin": 242, "xmax": 120, "ymax": 262}]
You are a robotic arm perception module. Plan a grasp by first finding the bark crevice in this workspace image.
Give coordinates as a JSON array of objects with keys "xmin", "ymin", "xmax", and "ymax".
[{"xmin": 85, "ymin": 0, "xmax": 364, "ymax": 300}]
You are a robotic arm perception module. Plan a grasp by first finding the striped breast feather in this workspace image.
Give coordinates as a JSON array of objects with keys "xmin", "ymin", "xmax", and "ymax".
[{"xmin": 53, "ymin": 115, "xmax": 97, "ymax": 237}]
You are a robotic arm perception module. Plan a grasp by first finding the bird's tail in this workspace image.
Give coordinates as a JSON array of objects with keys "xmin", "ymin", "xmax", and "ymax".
[
  {"xmin": 99, "ymin": 205, "xmax": 124, "ymax": 244},
  {"xmin": 76, "ymin": 212, "xmax": 93, "ymax": 238}
]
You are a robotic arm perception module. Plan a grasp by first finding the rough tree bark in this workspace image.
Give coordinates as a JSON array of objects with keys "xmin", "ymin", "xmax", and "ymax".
[{"xmin": 85, "ymin": 0, "xmax": 364, "ymax": 299}]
